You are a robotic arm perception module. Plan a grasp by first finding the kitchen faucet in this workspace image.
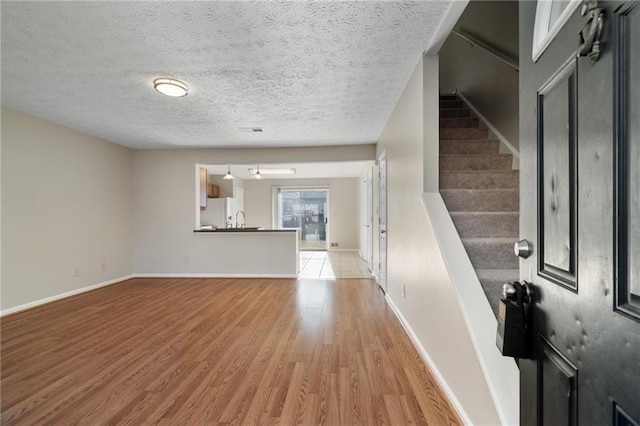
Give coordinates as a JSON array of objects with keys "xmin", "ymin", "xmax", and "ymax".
[{"xmin": 235, "ymin": 211, "xmax": 246, "ymax": 228}]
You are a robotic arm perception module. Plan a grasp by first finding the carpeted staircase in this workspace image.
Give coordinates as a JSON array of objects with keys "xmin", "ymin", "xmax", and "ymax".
[{"xmin": 439, "ymin": 94, "xmax": 519, "ymax": 317}]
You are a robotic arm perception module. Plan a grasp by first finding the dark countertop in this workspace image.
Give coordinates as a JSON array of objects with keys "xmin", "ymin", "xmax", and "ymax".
[{"xmin": 194, "ymin": 228, "xmax": 297, "ymax": 233}]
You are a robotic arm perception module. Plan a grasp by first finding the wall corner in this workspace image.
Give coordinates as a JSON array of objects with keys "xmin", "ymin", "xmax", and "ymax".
[{"xmin": 423, "ymin": 54, "xmax": 440, "ymax": 193}]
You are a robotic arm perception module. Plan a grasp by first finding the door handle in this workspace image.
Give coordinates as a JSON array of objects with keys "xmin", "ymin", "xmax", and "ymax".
[
  {"xmin": 503, "ymin": 280, "xmax": 532, "ymax": 304},
  {"xmin": 381, "ymin": 229, "xmax": 386, "ymax": 234}
]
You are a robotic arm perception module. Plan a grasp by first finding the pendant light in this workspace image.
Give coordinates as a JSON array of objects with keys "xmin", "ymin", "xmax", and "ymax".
[
  {"xmin": 254, "ymin": 164, "xmax": 263, "ymax": 179},
  {"xmin": 223, "ymin": 164, "xmax": 234, "ymax": 180}
]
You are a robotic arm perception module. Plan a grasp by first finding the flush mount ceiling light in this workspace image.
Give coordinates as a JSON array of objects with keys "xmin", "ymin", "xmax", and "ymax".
[
  {"xmin": 248, "ymin": 168, "xmax": 296, "ymax": 175},
  {"xmin": 153, "ymin": 78, "xmax": 188, "ymax": 97},
  {"xmin": 223, "ymin": 164, "xmax": 234, "ymax": 180}
]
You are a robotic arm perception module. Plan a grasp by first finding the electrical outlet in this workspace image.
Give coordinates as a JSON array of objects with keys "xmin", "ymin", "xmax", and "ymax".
[
  {"xmin": 73, "ymin": 267, "xmax": 80, "ymax": 277},
  {"xmin": 402, "ymin": 284, "xmax": 406, "ymax": 298},
  {"xmin": 101, "ymin": 262, "xmax": 107, "ymax": 271},
  {"xmin": 184, "ymin": 256, "xmax": 190, "ymax": 264}
]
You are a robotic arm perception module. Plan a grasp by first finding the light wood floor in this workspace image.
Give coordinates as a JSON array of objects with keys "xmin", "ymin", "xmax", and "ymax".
[{"xmin": 1, "ymin": 278, "xmax": 461, "ymax": 425}]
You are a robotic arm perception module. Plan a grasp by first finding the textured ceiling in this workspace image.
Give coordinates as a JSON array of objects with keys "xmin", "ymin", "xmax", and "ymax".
[{"xmin": 1, "ymin": 1, "xmax": 452, "ymax": 149}]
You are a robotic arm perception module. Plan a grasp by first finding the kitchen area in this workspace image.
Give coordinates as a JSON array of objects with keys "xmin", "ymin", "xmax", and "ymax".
[
  {"xmin": 194, "ymin": 165, "xmax": 300, "ymax": 277},
  {"xmin": 131, "ymin": 156, "xmax": 370, "ymax": 278},
  {"xmin": 172, "ymin": 161, "xmax": 369, "ymax": 279}
]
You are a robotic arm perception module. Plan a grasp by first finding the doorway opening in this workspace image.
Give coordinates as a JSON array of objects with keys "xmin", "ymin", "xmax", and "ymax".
[
  {"xmin": 274, "ymin": 187, "xmax": 329, "ymax": 251},
  {"xmin": 360, "ymin": 168, "xmax": 374, "ymax": 271}
]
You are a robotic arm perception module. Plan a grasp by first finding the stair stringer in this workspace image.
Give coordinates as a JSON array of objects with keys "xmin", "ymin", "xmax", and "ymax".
[{"xmin": 421, "ymin": 192, "xmax": 519, "ymax": 426}]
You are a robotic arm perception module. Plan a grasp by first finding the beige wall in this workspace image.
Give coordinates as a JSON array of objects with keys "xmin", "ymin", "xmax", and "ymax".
[
  {"xmin": 132, "ymin": 145, "xmax": 374, "ymax": 273},
  {"xmin": 376, "ymin": 57, "xmax": 500, "ymax": 425},
  {"xmin": 244, "ymin": 177, "xmax": 359, "ymax": 250},
  {"xmin": 209, "ymin": 174, "xmax": 234, "ymax": 198},
  {"xmin": 1, "ymin": 107, "xmax": 134, "ymax": 312},
  {"xmin": 423, "ymin": 54, "xmax": 440, "ymax": 192},
  {"xmin": 439, "ymin": 0, "xmax": 520, "ymax": 151}
]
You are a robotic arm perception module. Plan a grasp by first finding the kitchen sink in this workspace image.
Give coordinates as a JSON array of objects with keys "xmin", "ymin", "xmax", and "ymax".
[{"xmin": 221, "ymin": 227, "xmax": 264, "ymax": 231}]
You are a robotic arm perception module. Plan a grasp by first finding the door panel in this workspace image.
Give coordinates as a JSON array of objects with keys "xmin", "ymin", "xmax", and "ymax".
[
  {"xmin": 520, "ymin": 2, "xmax": 640, "ymax": 425},
  {"xmin": 539, "ymin": 337, "xmax": 578, "ymax": 426},
  {"xmin": 537, "ymin": 57, "xmax": 578, "ymax": 289},
  {"xmin": 615, "ymin": 2, "xmax": 640, "ymax": 322}
]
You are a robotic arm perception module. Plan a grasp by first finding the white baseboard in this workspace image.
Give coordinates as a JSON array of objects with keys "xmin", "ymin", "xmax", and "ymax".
[
  {"xmin": 1, "ymin": 274, "xmax": 135, "ymax": 317},
  {"xmin": 385, "ymin": 295, "xmax": 473, "ymax": 426},
  {"xmin": 134, "ymin": 273, "xmax": 297, "ymax": 279}
]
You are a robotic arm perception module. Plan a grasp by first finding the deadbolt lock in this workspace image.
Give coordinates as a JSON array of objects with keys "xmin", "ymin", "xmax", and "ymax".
[{"xmin": 514, "ymin": 239, "xmax": 533, "ymax": 258}]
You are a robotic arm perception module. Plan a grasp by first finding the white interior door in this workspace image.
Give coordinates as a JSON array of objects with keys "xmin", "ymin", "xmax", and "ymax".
[
  {"xmin": 361, "ymin": 178, "xmax": 367, "ymax": 260},
  {"xmin": 378, "ymin": 151, "xmax": 387, "ymax": 292},
  {"xmin": 366, "ymin": 168, "xmax": 373, "ymax": 268}
]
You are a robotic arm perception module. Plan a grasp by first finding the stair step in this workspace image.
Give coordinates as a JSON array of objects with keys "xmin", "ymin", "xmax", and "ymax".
[
  {"xmin": 439, "ymin": 94, "xmax": 459, "ymax": 101},
  {"xmin": 440, "ymin": 108, "xmax": 472, "ymax": 118},
  {"xmin": 440, "ymin": 154, "xmax": 513, "ymax": 171},
  {"xmin": 439, "ymin": 139, "xmax": 500, "ymax": 154},
  {"xmin": 441, "ymin": 188, "xmax": 519, "ymax": 211},
  {"xmin": 450, "ymin": 212, "xmax": 519, "ymax": 238},
  {"xmin": 476, "ymin": 268, "xmax": 520, "ymax": 317},
  {"xmin": 439, "ymin": 170, "xmax": 519, "ymax": 189},
  {"xmin": 439, "ymin": 117, "xmax": 480, "ymax": 128},
  {"xmin": 462, "ymin": 238, "xmax": 519, "ymax": 270},
  {"xmin": 440, "ymin": 128, "xmax": 489, "ymax": 140},
  {"xmin": 440, "ymin": 99, "xmax": 464, "ymax": 108}
]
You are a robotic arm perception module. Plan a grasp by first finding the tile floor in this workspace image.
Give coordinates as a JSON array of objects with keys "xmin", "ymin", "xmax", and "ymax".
[{"xmin": 299, "ymin": 251, "xmax": 372, "ymax": 279}]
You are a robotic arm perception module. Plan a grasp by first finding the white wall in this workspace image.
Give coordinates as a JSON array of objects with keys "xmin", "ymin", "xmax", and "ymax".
[
  {"xmin": 133, "ymin": 145, "xmax": 374, "ymax": 273},
  {"xmin": 244, "ymin": 177, "xmax": 359, "ymax": 250},
  {"xmin": 439, "ymin": 0, "xmax": 520, "ymax": 151},
  {"xmin": 1, "ymin": 107, "xmax": 134, "ymax": 313},
  {"xmin": 376, "ymin": 57, "xmax": 501, "ymax": 425}
]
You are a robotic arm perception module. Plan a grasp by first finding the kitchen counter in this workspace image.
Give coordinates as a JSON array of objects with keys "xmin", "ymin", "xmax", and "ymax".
[
  {"xmin": 193, "ymin": 228, "xmax": 296, "ymax": 233},
  {"xmin": 177, "ymin": 228, "xmax": 300, "ymax": 277}
]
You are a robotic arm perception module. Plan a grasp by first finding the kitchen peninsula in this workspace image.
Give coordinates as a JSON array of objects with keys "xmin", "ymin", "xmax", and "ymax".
[{"xmin": 193, "ymin": 228, "xmax": 299, "ymax": 277}]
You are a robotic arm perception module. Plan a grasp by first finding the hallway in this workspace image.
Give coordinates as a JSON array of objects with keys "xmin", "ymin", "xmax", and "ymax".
[{"xmin": 299, "ymin": 251, "xmax": 372, "ymax": 279}]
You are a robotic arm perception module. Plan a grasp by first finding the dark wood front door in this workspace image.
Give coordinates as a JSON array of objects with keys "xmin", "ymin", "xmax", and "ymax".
[{"xmin": 520, "ymin": 1, "xmax": 640, "ymax": 425}]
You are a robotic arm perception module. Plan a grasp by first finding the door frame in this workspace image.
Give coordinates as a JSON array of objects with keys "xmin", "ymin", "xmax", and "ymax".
[
  {"xmin": 378, "ymin": 150, "xmax": 388, "ymax": 292},
  {"xmin": 360, "ymin": 168, "xmax": 374, "ymax": 270}
]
